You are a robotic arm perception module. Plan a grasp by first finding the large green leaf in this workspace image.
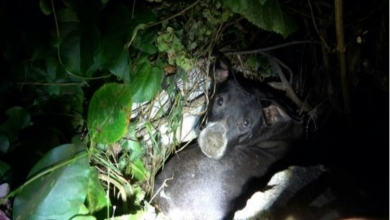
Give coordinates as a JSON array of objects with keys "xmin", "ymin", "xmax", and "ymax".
[
  {"xmin": 132, "ymin": 29, "xmax": 158, "ymax": 55},
  {"xmin": 126, "ymin": 159, "xmax": 148, "ymax": 182},
  {"xmin": 0, "ymin": 107, "xmax": 31, "ymax": 142},
  {"xmin": 95, "ymin": 32, "xmax": 130, "ymax": 81},
  {"xmin": 60, "ymin": 24, "xmax": 100, "ymax": 76},
  {"xmin": 85, "ymin": 168, "xmax": 109, "ymax": 213},
  {"xmin": 0, "ymin": 160, "xmax": 11, "ymax": 182},
  {"xmin": 57, "ymin": 8, "xmax": 79, "ymax": 23},
  {"xmin": 221, "ymin": 0, "xmax": 296, "ymax": 37},
  {"xmin": 122, "ymin": 124, "xmax": 143, "ymax": 161},
  {"xmin": 70, "ymin": 204, "xmax": 97, "ymax": 220},
  {"xmin": 13, "ymin": 141, "xmax": 90, "ymax": 220},
  {"xmin": 130, "ymin": 62, "xmax": 163, "ymax": 103},
  {"xmin": 39, "ymin": 0, "xmax": 52, "ymax": 15},
  {"xmin": 43, "ymin": 57, "xmax": 76, "ymax": 96},
  {"xmin": 0, "ymin": 132, "xmax": 9, "ymax": 154},
  {"xmin": 95, "ymin": 5, "xmax": 157, "ymax": 81},
  {"xmin": 104, "ymin": 210, "xmax": 149, "ymax": 220},
  {"xmin": 87, "ymin": 83, "xmax": 133, "ymax": 144},
  {"xmin": 94, "ymin": 7, "xmax": 131, "ymax": 81}
]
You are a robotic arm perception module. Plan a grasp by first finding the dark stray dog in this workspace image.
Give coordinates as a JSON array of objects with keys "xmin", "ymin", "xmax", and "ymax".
[{"xmin": 153, "ymin": 57, "xmax": 304, "ymax": 220}]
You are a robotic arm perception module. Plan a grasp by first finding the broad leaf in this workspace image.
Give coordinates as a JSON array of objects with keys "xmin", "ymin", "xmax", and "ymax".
[
  {"xmin": 87, "ymin": 83, "xmax": 132, "ymax": 144},
  {"xmin": 0, "ymin": 132, "xmax": 9, "ymax": 154},
  {"xmin": 104, "ymin": 210, "xmax": 149, "ymax": 220},
  {"xmin": 70, "ymin": 204, "xmax": 97, "ymax": 220},
  {"xmin": 126, "ymin": 159, "xmax": 148, "ymax": 182},
  {"xmin": 95, "ymin": 5, "xmax": 157, "ymax": 81},
  {"xmin": 13, "ymin": 142, "xmax": 90, "ymax": 220},
  {"xmin": 130, "ymin": 62, "xmax": 163, "ymax": 103},
  {"xmin": 60, "ymin": 24, "xmax": 100, "ymax": 76},
  {"xmin": 221, "ymin": 0, "xmax": 296, "ymax": 37},
  {"xmin": 94, "ymin": 6, "xmax": 134, "ymax": 81},
  {"xmin": 0, "ymin": 160, "xmax": 11, "ymax": 182},
  {"xmin": 85, "ymin": 168, "xmax": 109, "ymax": 213},
  {"xmin": 0, "ymin": 107, "xmax": 31, "ymax": 142},
  {"xmin": 57, "ymin": 8, "xmax": 79, "ymax": 22},
  {"xmin": 39, "ymin": 0, "xmax": 52, "ymax": 15},
  {"xmin": 95, "ymin": 25, "xmax": 130, "ymax": 81},
  {"xmin": 122, "ymin": 124, "xmax": 143, "ymax": 161},
  {"xmin": 132, "ymin": 29, "xmax": 158, "ymax": 55}
]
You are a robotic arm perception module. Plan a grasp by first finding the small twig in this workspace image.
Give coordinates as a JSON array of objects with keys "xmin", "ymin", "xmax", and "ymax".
[
  {"xmin": 267, "ymin": 55, "xmax": 312, "ymax": 112},
  {"xmin": 149, "ymin": 176, "xmax": 173, "ymax": 203},
  {"xmin": 131, "ymin": 0, "xmax": 136, "ymax": 19},
  {"xmin": 17, "ymin": 82, "xmax": 83, "ymax": 86},
  {"xmin": 50, "ymin": 0, "xmax": 61, "ymax": 66},
  {"xmin": 264, "ymin": 54, "xmax": 294, "ymax": 84},
  {"xmin": 307, "ymin": 0, "xmax": 330, "ymax": 51}
]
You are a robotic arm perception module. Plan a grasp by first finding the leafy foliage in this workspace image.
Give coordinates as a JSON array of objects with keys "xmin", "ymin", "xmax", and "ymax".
[
  {"xmin": 221, "ymin": 0, "xmax": 297, "ymax": 37},
  {"xmin": 0, "ymin": 107, "xmax": 31, "ymax": 143},
  {"xmin": 12, "ymin": 141, "xmax": 99, "ymax": 220},
  {"xmin": 87, "ymin": 83, "xmax": 132, "ymax": 144}
]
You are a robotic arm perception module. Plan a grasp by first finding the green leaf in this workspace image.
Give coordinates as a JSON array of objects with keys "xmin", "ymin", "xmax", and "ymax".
[
  {"xmin": 0, "ymin": 107, "xmax": 31, "ymax": 142},
  {"xmin": 13, "ymin": 142, "xmax": 90, "ymax": 220},
  {"xmin": 122, "ymin": 125, "xmax": 143, "ymax": 161},
  {"xmin": 221, "ymin": 0, "xmax": 248, "ymax": 12},
  {"xmin": 130, "ymin": 62, "xmax": 163, "ymax": 103},
  {"xmin": 70, "ymin": 204, "xmax": 97, "ymax": 220},
  {"xmin": 260, "ymin": 0, "xmax": 268, "ymax": 5},
  {"xmin": 131, "ymin": 185, "xmax": 146, "ymax": 206},
  {"xmin": 57, "ymin": 22, "xmax": 80, "ymax": 46},
  {"xmin": 87, "ymin": 83, "xmax": 133, "ymax": 144},
  {"xmin": 57, "ymin": 8, "xmax": 79, "ymax": 22},
  {"xmin": 60, "ymin": 24, "xmax": 100, "ymax": 76},
  {"xmin": 39, "ymin": 0, "xmax": 52, "ymax": 15},
  {"xmin": 221, "ymin": 0, "xmax": 297, "ymax": 37},
  {"xmin": 95, "ymin": 31, "xmax": 130, "ymax": 81},
  {"xmin": 127, "ymin": 159, "xmax": 148, "ymax": 182},
  {"xmin": 85, "ymin": 168, "xmax": 110, "ymax": 213},
  {"xmin": 45, "ymin": 57, "xmax": 60, "ymax": 82},
  {"xmin": 95, "ymin": 5, "xmax": 156, "ymax": 81},
  {"xmin": 0, "ymin": 160, "xmax": 11, "ymax": 182},
  {"xmin": 133, "ymin": 30, "xmax": 158, "ymax": 54},
  {"xmin": 104, "ymin": 211, "xmax": 148, "ymax": 220},
  {"xmin": 0, "ymin": 132, "xmax": 10, "ymax": 154}
]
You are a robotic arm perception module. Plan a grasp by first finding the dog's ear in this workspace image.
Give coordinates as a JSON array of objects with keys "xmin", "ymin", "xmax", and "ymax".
[
  {"xmin": 261, "ymin": 98, "xmax": 302, "ymax": 124},
  {"xmin": 213, "ymin": 56, "xmax": 233, "ymax": 83},
  {"xmin": 263, "ymin": 105, "xmax": 293, "ymax": 125},
  {"xmin": 256, "ymin": 85, "xmax": 303, "ymax": 124}
]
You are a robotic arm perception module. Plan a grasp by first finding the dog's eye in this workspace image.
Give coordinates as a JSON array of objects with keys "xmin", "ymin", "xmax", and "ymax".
[
  {"xmin": 242, "ymin": 120, "xmax": 249, "ymax": 128},
  {"xmin": 216, "ymin": 96, "xmax": 224, "ymax": 106}
]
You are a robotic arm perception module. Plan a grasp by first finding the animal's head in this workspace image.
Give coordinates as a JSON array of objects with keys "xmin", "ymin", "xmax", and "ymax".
[{"xmin": 198, "ymin": 56, "xmax": 302, "ymax": 160}]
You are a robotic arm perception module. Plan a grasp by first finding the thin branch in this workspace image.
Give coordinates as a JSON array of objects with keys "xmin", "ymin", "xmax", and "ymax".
[
  {"xmin": 17, "ymin": 82, "xmax": 83, "ymax": 86},
  {"xmin": 307, "ymin": 0, "xmax": 330, "ymax": 51},
  {"xmin": 334, "ymin": 0, "xmax": 350, "ymax": 115},
  {"xmin": 224, "ymin": 41, "xmax": 317, "ymax": 55},
  {"xmin": 267, "ymin": 55, "xmax": 312, "ymax": 113}
]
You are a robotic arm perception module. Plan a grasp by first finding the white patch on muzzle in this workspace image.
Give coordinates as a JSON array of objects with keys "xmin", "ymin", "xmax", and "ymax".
[{"xmin": 198, "ymin": 122, "xmax": 228, "ymax": 159}]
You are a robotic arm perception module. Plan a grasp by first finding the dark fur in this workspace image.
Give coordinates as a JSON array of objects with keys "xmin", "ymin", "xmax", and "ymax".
[{"xmin": 153, "ymin": 57, "xmax": 304, "ymax": 220}]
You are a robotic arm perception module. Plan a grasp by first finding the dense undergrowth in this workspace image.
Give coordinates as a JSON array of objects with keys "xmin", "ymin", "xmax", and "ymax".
[{"xmin": 0, "ymin": 0, "xmax": 387, "ymax": 219}]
